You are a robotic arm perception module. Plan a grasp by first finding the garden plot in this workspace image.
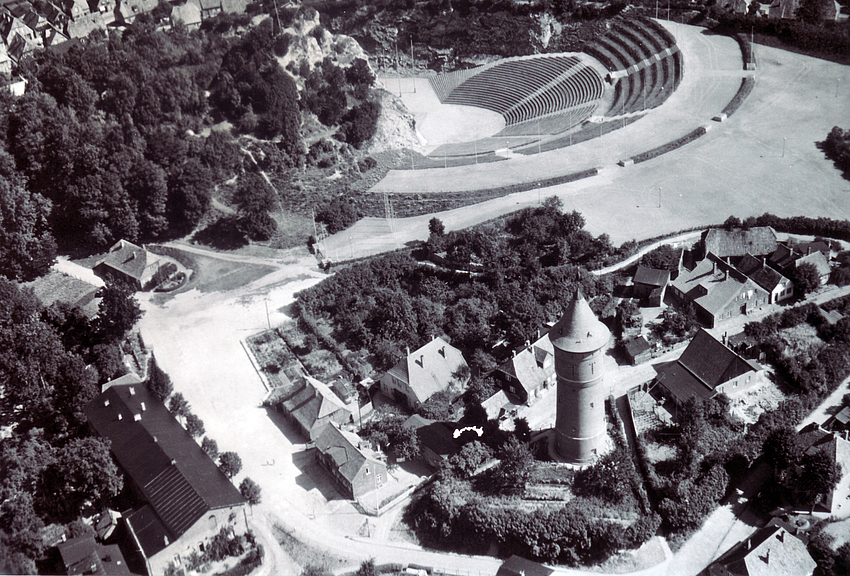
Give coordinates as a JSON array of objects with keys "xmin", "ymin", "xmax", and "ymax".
[
  {"xmin": 278, "ymin": 321, "xmax": 346, "ymax": 383},
  {"xmin": 728, "ymin": 377, "xmax": 787, "ymax": 425},
  {"xmin": 245, "ymin": 329, "xmax": 304, "ymax": 390}
]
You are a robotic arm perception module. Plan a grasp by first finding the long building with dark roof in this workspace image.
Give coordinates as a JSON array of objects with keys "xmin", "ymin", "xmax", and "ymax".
[{"xmin": 84, "ymin": 383, "xmax": 247, "ymax": 576}]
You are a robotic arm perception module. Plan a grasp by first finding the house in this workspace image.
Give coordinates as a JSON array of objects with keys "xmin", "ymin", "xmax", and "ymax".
[
  {"xmin": 655, "ymin": 329, "xmax": 763, "ymax": 405},
  {"xmin": 633, "ymin": 266, "xmax": 671, "ymax": 302},
  {"xmin": 0, "ymin": 73, "xmax": 25, "ymax": 94},
  {"xmin": 482, "ymin": 389, "xmax": 519, "ymax": 422},
  {"xmin": 735, "ymin": 253, "xmax": 794, "ymax": 304},
  {"xmin": 702, "ymin": 227, "xmax": 777, "ymax": 259},
  {"xmin": 56, "ymin": 535, "xmax": 131, "ymax": 575},
  {"xmin": 25, "ymin": 261, "xmax": 104, "ymax": 319},
  {"xmin": 769, "ymin": 0, "xmax": 800, "ymax": 18},
  {"xmin": 114, "ymin": 0, "xmax": 158, "ymax": 24},
  {"xmin": 797, "ymin": 426, "xmax": 850, "ymax": 517},
  {"xmin": 669, "ymin": 253, "xmax": 770, "ymax": 328},
  {"xmin": 280, "ymin": 375, "xmax": 358, "ymax": 441},
  {"xmin": 402, "ymin": 414, "xmax": 460, "ymax": 468},
  {"xmin": 495, "ymin": 330, "xmax": 555, "ymax": 405},
  {"xmin": 623, "ymin": 335, "xmax": 653, "ymax": 365},
  {"xmin": 708, "ymin": 518, "xmax": 816, "ymax": 576},
  {"xmin": 496, "ymin": 555, "xmax": 554, "ymax": 576},
  {"xmin": 170, "ymin": 0, "xmax": 201, "ymax": 28},
  {"xmin": 380, "ymin": 337, "xmax": 469, "ymax": 409},
  {"xmin": 770, "ymin": 242, "xmax": 832, "ymax": 286},
  {"xmin": 83, "ymin": 384, "xmax": 247, "ymax": 576},
  {"xmin": 92, "ymin": 240, "xmax": 164, "ymax": 291},
  {"xmin": 198, "ymin": 0, "xmax": 221, "ymax": 19},
  {"xmin": 314, "ymin": 423, "xmax": 387, "ymax": 501},
  {"xmin": 100, "ymin": 372, "xmax": 142, "ymax": 393}
]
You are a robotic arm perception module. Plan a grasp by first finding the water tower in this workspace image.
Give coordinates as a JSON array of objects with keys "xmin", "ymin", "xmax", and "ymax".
[{"xmin": 549, "ymin": 291, "xmax": 611, "ymax": 464}]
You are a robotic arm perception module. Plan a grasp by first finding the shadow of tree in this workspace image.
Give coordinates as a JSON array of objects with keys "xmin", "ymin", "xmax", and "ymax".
[{"xmin": 192, "ymin": 216, "xmax": 249, "ymax": 250}]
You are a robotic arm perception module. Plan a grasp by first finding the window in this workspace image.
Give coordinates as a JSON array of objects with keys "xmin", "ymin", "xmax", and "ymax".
[{"xmin": 590, "ymin": 402, "xmax": 594, "ymax": 408}]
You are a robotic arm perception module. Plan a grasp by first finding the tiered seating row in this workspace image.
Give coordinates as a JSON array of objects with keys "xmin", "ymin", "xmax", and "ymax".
[
  {"xmin": 497, "ymin": 102, "xmax": 598, "ymax": 137},
  {"xmin": 582, "ymin": 18, "xmax": 682, "ymax": 117},
  {"xmin": 503, "ymin": 65, "xmax": 603, "ymax": 125},
  {"xmin": 428, "ymin": 67, "xmax": 485, "ymax": 102},
  {"xmin": 443, "ymin": 56, "xmax": 581, "ymax": 114}
]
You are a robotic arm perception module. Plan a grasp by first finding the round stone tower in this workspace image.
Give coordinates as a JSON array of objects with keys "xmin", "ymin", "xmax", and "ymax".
[{"xmin": 549, "ymin": 291, "xmax": 611, "ymax": 464}]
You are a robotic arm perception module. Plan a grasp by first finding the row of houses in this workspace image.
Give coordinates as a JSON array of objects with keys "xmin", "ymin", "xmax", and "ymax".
[
  {"xmin": 720, "ymin": 0, "xmax": 847, "ymax": 20},
  {"xmin": 0, "ymin": 0, "xmax": 248, "ymax": 86},
  {"xmin": 638, "ymin": 228, "xmax": 832, "ymax": 329}
]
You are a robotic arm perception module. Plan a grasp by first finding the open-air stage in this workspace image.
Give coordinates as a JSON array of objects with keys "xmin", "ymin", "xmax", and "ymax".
[{"xmin": 323, "ymin": 21, "xmax": 850, "ymax": 262}]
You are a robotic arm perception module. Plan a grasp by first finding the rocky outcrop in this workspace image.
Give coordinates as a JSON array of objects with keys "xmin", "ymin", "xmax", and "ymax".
[{"xmin": 277, "ymin": 8, "xmax": 369, "ymax": 78}]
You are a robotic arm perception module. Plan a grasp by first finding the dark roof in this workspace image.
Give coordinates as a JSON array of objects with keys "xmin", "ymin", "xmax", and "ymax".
[
  {"xmin": 656, "ymin": 329, "xmax": 758, "ymax": 402},
  {"xmin": 703, "ymin": 227, "xmax": 777, "ymax": 258},
  {"xmin": 496, "ymin": 555, "xmax": 554, "ymax": 576},
  {"xmin": 57, "ymin": 536, "xmax": 131, "ymax": 575},
  {"xmin": 634, "ymin": 266, "xmax": 671, "ymax": 287},
  {"xmin": 403, "ymin": 415, "xmax": 459, "ymax": 458},
  {"xmin": 94, "ymin": 240, "xmax": 160, "ymax": 283},
  {"xmin": 314, "ymin": 424, "xmax": 383, "ymax": 484},
  {"xmin": 624, "ymin": 335, "xmax": 652, "ymax": 358},
  {"xmin": 736, "ymin": 254, "xmax": 787, "ymax": 292},
  {"xmin": 125, "ymin": 504, "xmax": 171, "ymax": 559},
  {"xmin": 84, "ymin": 385, "xmax": 245, "ymax": 557}
]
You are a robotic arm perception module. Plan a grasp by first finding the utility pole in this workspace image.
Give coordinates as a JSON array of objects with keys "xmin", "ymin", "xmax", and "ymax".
[
  {"xmin": 411, "ymin": 36, "xmax": 416, "ymax": 93},
  {"xmin": 264, "ymin": 300, "xmax": 271, "ymax": 330}
]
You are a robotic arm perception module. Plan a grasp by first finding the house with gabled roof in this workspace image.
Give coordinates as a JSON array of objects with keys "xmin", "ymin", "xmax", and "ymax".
[
  {"xmin": 93, "ymin": 240, "xmax": 164, "ymax": 291},
  {"xmin": 770, "ymin": 241, "xmax": 832, "ymax": 286},
  {"xmin": 736, "ymin": 253, "xmax": 793, "ymax": 304},
  {"xmin": 633, "ymin": 265, "xmax": 671, "ymax": 303},
  {"xmin": 280, "ymin": 374, "xmax": 358, "ymax": 441},
  {"xmin": 56, "ymin": 535, "xmax": 131, "ymax": 575},
  {"xmin": 170, "ymin": 0, "xmax": 201, "ymax": 28},
  {"xmin": 655, "ymin": 329, "xmax": 763, "ymax": 405},
  {"xmin": 495, "ymin": 329, "xmax": 555, "ymax": 405},
  {"xmin": 380, "ymin": 336, "xmax": 469, "ymax": 409},
  {"xmin": 114, "ymin": 0, "xmax": 157, "ymax": 24},
  {"xmin": 25, "ymin": 261, "xmax": 104, "ymax": 319},
  {"xmin": 83, "ymin": 384, "xmax": 247, "ymax": 576},
  {"xmin": 670, "ymin": 253, "xmax": 770, "ymax": 327},
  {"xmin": 402, "ymin": 414, "xmax": 460, "ymax": 468},
  {"xmin": 314, "ymin": 423, "xmax": 387, "ymax": 501},
  {"xmin": 708, "ymin": 518, "xmax": 816, "ymax": 576}
]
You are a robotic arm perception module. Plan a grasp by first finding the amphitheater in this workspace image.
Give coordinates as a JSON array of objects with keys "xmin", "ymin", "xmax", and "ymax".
[{"xmin": 325, "ymin": 18, "xmax": 850, "ymax": 261}]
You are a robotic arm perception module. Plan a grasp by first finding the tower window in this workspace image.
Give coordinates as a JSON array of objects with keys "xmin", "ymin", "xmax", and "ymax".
[{"xmin": 590, "ymin": 402, "xmax": 594, "ymax": 408}]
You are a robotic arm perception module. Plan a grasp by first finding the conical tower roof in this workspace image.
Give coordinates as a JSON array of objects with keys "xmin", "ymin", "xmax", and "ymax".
[{"xmin": 549, "ymin": 291, "xmax": 610, "ymax": 353}]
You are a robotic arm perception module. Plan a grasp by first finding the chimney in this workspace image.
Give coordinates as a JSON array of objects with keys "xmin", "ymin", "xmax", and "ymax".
[
  {"xmin": 133, "ymin": 413, "xmax": 141, "ymax": 421},
  {"xmin": 129, "ymin": 387, "xmax": 135, "ymax": 396},
  {"xmin": 141, "ymin": 402, "xmax": 146, "ymax": 411},
  {"xmin": 723, "ymin": 332, "xmax": 727, "ymax": 346},
  {"xmin": 762, "ymin": 256, "xmax": 766, "ymax": 267},
  {"xmin": 438, "ymin": 346, "xmax": 445, "ymax": 358},
  {"xmin": 746, "ymin": 538, "xmax": 751, "ymax": 550},
  {"xmin": 104, "ymin": 399, "xmax": 110, "ymax": 407},
  {"xmin": 807, "ymin": 247, "xmax": 811, "ymax": 255},
  {"xmin": 118, "ymin": 413, "xmax": 122, "ymax": 420},
  {"xmin": 725, "ymin": 269, "xmax": 729, "ymax": 281},
  {"xmin": 406, "ymin": 346, "xmax": 410, "ymax": 357},
  {"xmin": 525, "ymin": 340, "xmax": 530, "ymax": 348},
  {"xmin": 713, "ymin": 260, "xmax": 716, "ymax": 274}
]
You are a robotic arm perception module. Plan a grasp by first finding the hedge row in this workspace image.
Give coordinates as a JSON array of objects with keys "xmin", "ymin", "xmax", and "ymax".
[
  {"xmin": 733, "ymin": 33, "xmax": 754, "ymax": 69},
  {"xmin": 720, "ymin": 77, "xmax": 755, "ymax": 118},
  {"xmin": 628, "ymin": 126, "xmax": 707, "ymax": 164}
]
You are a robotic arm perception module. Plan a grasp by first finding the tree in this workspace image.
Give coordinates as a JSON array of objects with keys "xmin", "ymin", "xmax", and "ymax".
[
  {"xmin": 355, "ymin": 559, "xmax": 378, "ymax": 576},
  {"xmin": 797, "ymin": 0, "xmax": 825, "ymax": 23},
  {"xmin": 239, "ymin": 477, "xmax": 262, "ymax": 505},
  {"xmin": 446, "ymin": 440, "xmax": 492, "ymax": 478},
  {"xmin": 799, "ymin": 451, "xmax": 839, "ymax": 504},
  {"xmin": 38, "ymin": 438, "xmax": 123, "ymax": 519},
  {"xmin": 93, "ymin": 284, "xmax": 143, "ymax": 342},
  {"xmin": 219, "ymin": 451, "xmax": 242, "ymax": 478},
  {"xmin": 202, "ymin": 437, "xmax": 219, "ymax": 460},
  {"xmin": 429, "ymin": 217, "xmax": 445, "ymax": 237},
  {"xmin": 168, "ymin": 392, "xmax": 190, "ymax": 420},
  {"xmin": 185, "ymin": 412, "xmax": 205, "ymax": 438},
  {"xmin": 394, "ymin": 426, "xmax": 421, "ymax": 461},
  {"xmin": 793, "ymin": 262, "xmax": 821, "ymax": 296},
  {"xmin": 513, "ymin": 417, "xmax": 531, "ymax": 441},
  {"xmin": 316, "ymin": 198, "xmax": 358, "ymax": 234},
  {"xmin": 0, "ymin": 174, "xmax": 56, "ymax": 281},
  {"xmin": 147, "ymin": 356, "xmax": 173, "ymax": 402},
  {"xmin": 763, "ymin": 427, "xmax": 801, "ymax": 474},
  {"xmin": 723, "ymin": 216, "xmax": 741, "ymax": 230},
  {"xmin": 167, "ymin": 158, "xmax": 213, "ymax": 233},
  {"xmin": 492, "ymin": 437, "xmax": 533, "ymax": 495}
]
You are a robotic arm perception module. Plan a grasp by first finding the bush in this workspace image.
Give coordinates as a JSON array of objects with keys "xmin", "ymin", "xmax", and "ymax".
[{"xmin": 239, "ymin": 477, "xmax": 262, "ymax": 505}]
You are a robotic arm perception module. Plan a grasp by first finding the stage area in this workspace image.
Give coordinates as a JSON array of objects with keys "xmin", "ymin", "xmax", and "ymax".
[{"xmin": 377, "ymin": 76, "xmax": 505, "ymax": 151}]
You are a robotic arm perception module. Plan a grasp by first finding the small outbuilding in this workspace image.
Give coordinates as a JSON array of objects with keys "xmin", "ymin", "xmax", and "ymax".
[
  {"xmin": 633, "ymin": 266, "xmax": 671, "ymax": 302},
  {"xmin": 623, "ymin": 335, "xmax": 653, "ymax": 365}
]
